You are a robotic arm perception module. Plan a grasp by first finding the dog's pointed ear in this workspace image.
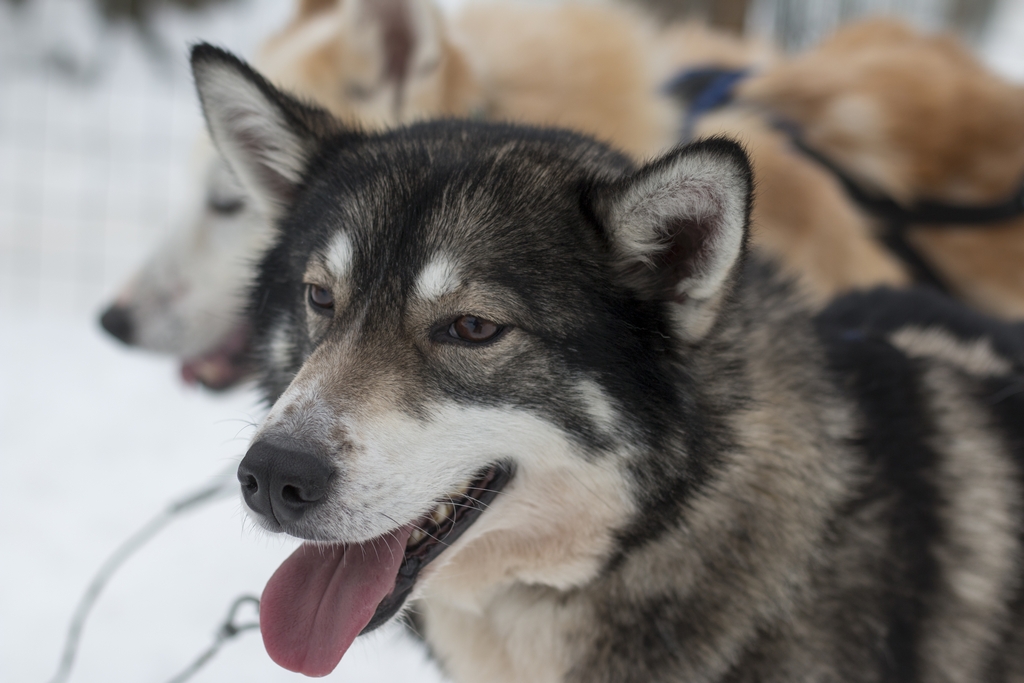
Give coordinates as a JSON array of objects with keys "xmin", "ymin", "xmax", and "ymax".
[
  {"xmin": 296, "ymin": 0, "xmax": 338, "ymax": 18},
  {"xmin": 191, "ymin": 44, "xmax": 339, "ymax": 220},
  {"xmin": 594, "ymin": 138, "xmax": 753, "ymax": 341},
  {"xmin": 339, "ymin": 0, "xmax": 446, "ymax": 100}
]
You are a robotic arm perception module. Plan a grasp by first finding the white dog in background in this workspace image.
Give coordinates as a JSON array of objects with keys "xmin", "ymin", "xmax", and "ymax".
[
  {"xmin": 98, "ymin": 0, "xmax": 762, "ymax": 389},
  {"xmin": 99, "ymin": 0, "xmax": 482, "ymax": 388}
]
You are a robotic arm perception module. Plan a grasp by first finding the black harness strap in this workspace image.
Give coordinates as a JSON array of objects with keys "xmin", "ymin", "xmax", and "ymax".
[
  {"xmin": 881, "ymin": 225, "xmax": 955, "ymax": 294},
  {"xmin": 787, "ymin": 133, "xmax": 1024, "ymax": 227},
  {"xmin": 664, "ymin": 66, "xmax": 1024, "ymax": 297},
  {"xmin": 785, "ymin": 131, "xmax": 1024, "ymax": 295},
  {"xmin": 662, "ymin": 66, "xmax": 751, "ymax": 141}
]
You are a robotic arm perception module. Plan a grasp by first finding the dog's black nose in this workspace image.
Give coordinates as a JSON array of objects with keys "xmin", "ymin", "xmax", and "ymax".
[
  {"xmin": 238, "ymin": 440, "xmax": 334, "ymax": 526},
  {"xmin": 99, "ymin": 305, "xmax": 134, "ymax": 345}
]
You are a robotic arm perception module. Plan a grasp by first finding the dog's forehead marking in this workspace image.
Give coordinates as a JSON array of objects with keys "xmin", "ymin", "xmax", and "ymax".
[
  {"xmin": 414, "ymin": 254, "xmax": 461, "ymax": 301},
  {"xmin": 324, "ymin": 232, "xmax": 354, "ymax": 281}
]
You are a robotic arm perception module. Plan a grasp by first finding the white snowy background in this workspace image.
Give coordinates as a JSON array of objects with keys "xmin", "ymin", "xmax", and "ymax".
[
  {"xmin": 0, "ymin": 1, "xmax": 451, "ymax": 680},
  {"xmin": 1, "ymin": 0, "xmax": 1023, "ymax": 681}
]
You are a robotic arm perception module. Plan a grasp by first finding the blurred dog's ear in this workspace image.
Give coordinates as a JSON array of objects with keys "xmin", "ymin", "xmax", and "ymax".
[
  {"xmin": 296, "ymin": 0, "xmax": 337, "ymax": 18},
  {"xmin": 339, "ymin": 0, "xmax": 446, "ymax": 95},
  {"xmin": 593, "ymin": 138, "xmax": 753, "ymax": 341},
  {"xmin": 191, "ymin": 44, "xmax": 343, "ymax": 220}
]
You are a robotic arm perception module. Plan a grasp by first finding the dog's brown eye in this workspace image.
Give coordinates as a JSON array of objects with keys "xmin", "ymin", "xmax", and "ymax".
[
  {"xmin": 307, "ymin": 284, "xmax": 334, "ymax": 310},
  {"xmin": 449, "ymin": 316, "xmax": 502, "ymax": 343}
]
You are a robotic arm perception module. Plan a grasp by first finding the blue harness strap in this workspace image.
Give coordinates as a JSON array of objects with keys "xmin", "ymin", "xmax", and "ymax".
[{"xmin": 662, "ymin": 66, "xmax": 750, "ymax": 141}]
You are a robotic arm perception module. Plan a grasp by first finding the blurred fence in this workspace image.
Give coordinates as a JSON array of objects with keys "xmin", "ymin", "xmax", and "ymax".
[
  {"xmin": 747, "ymin": 0, "xmax": 997, "ymax": 51},
  {"xmin": 0, "ymin": 0, "xmax": 1020, "ymax": 317},
  {"xmin": 0, "ymin": 0, "xmax": 289, "ymax": 316}
]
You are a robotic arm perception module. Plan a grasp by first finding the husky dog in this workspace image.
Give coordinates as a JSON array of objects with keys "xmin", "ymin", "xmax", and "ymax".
[{"xmin": 193, "ymin": 44, "xmax": 1024, "ymax": 681}]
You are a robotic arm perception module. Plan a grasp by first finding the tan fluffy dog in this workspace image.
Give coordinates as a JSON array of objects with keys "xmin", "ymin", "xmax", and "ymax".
[
  {"xmin": 266, "ymin": 6, "xmax": 1024, "ymax": 319},
  {"xmin": 259, "ymin": 0, "xmax": 768, "ymax": 158},
  {"xmin": 731, "ymin": 20, "xmax": 1024, "ymax": 317}
]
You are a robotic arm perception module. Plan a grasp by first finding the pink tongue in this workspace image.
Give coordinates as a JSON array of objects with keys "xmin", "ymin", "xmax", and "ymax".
[
  {"xmin": 260, "ymin": 528, "xmax": 413, "ymax": 677},
  {"xmin": 180, "ymin": 355, "xmax": 245, "ymax": 390},
  {"xmin": 179, "ymin": 323, "xmax": 251, "ymax": 390}
]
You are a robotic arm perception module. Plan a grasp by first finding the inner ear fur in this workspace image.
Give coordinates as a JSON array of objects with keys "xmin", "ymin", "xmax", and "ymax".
[
  {"xmin": 595, "ymin": 137, "xmax": 753, "ymax": 338},
  {"xmin": 191, "ymin": 44, "xmax": 343, "ymax": 219}
]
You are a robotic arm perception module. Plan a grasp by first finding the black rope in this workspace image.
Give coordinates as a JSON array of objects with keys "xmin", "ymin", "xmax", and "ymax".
[
  {"xmin": 163, "ymin": 595, "xmax": 261, "ymax": 683},
  {"xmin": 878, "ymin": 224, "xmax": 955, "ymax": 294},
  {"xmin": 46, "ymin": 465, "xmax": 253, "ymax": 683}
]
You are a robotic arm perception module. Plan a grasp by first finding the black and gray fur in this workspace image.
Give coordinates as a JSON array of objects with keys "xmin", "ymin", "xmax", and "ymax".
[{"xmin": 192, "ymin": 44, "xmax": 1024, "ymax": 682}]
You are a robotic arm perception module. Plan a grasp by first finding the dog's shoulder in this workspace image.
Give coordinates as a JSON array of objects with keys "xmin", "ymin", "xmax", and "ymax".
[
  {"xmin": 815, "ymin": 287, "xmax": 1024, "ymax": 364},
  {"xmin": 814, "ymin": 286, "xmax": 1024, "ymax": 462}
]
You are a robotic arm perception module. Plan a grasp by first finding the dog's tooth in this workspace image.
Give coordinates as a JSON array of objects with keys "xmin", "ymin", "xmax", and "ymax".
[
  {"xmin": 430, "ymin": 505, "xmax": 446, "ymax": 526},
  {"xmin": 455, "ymin": 480, "xmax": 471, "ymax": 496},
  {"xmin": 432, "ymin": 503, "xmax": 454, "ymax": 525},
  {"xmin": 409, "ymin": 528, "xmax": 426, "ymax": 546}
]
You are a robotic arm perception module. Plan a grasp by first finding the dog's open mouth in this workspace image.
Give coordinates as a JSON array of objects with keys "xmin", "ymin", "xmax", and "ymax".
[
  {"xmin": 259, "ymin": 462, "xmax": 514, "ymax": 677},
  {"xmin": 179, "ymin": 323, "xmax": 252, "ymax": 391}
]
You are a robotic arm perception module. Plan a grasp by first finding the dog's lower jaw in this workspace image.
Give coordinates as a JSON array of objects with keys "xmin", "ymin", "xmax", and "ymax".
[
  {"xmin": 363, "ymin": 462, "xmax": 516, "ymax": 632},
  {"xmin": 179, "ymin": 321, "xmax": 252, "ymax": 390}
]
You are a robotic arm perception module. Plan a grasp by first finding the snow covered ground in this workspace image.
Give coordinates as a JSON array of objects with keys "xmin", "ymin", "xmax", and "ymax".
[
  {"xmin": 0, "ymin": 311, "xmax": 449, "ymax": 682},
  {"xmin": 2, "ymin": 0, "xmax": 1023, "ymax": 681}
]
